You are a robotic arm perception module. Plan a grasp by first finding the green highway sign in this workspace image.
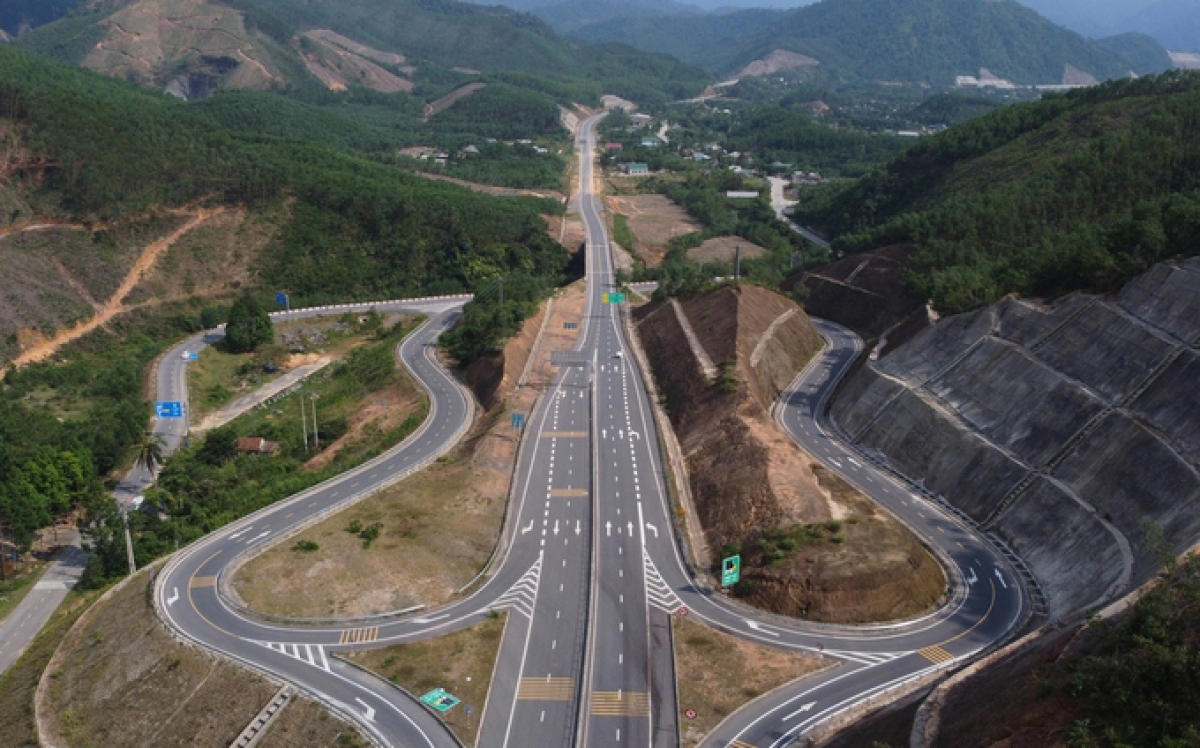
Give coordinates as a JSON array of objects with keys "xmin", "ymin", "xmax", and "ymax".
[
  {"xmin": 602, "ymin": 293, "xmax": 626, "ymax": 303},
  {"xmin": 420, "ymin": 688, "xmax": 460, "ymax": 712},
  {"xmin": 721, "ymin": 554, "xmax": 741, "ymax": 587}
]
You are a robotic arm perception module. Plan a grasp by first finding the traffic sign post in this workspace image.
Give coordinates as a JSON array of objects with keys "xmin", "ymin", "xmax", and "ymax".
[
  {"xmin": 155, "ymin": 401, "xmax": 183, "ymax": 419},
  {"xmin": 275, "ymin": 291, "xmax": 289, "ymax": 309},
  {"xmin": 563, "ymin": 321, "xmax": 579, "ymax": 330},
  {"xmin": 721, "ymin": 554, "xmax": 741, "ymax": 587},
  {"xmin": 511, "ymin": 412, "xmax": 525, "ymax": 429},
  {"xmin": 685, "ymin": 708, "xmax": 698, "ymax": 720},
  {"xmin": 420, "ymin": 688, "xmax": 460, "ymax": 712},
  {"xmin": 602, "ymin": 292, "xmax": 626, "ymax": 304}
]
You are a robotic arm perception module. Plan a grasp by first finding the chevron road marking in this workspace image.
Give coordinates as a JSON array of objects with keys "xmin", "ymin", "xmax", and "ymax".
[
  {"xmin": 188, "ymin": 576, "xmax": 216, "ymax": 588},
  {"xmin": 256, "ymin": 641, "xmax": 331, "ymax": 672},
  {"xmin": 489, "ymin": 554, "xmax": 544, "ymax": 619},
  {"xmin": 642, "ymin": 549, "xmax": 683, "ymax": 614},
  {"xmin": 590, "ymin": 691, "xmax": 650, "ymax": 717}
]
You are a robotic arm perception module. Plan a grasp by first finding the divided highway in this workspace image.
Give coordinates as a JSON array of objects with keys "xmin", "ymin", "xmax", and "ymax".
[{"xmin": 148, "ymin": 112, "xmax": 1031, "ymax": 748}]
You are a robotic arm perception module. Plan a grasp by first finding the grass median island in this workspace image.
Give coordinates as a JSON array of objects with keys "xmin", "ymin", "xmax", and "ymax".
[
  {"xmin": 344, "ymin": 613, "xmax": 506, "ymax": 748},
  {"xmin": 673, "ymin": 617, "xmax": 829, "ymax": 748},
  {"xmin": 40, "ymin": 567, "xmax": 363, "ymax": 748}
]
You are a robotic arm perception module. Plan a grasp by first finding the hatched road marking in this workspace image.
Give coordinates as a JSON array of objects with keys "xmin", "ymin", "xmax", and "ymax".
[
  {"xmin": 541, "ymin": 431, "xmax": 588, "ymax": 438},
  {"xmin": 338, "ymin": 627, "xmax": 379, "ymax": 645},
  {"xmin": 189, "ymin": 576, "xmax": 216, "ymax": 588},
  {"xmin": 918, "ymin": 645, "xmax": 955, "ymax": 664},
  {"xmin": 591, "ymin": 691, "xmax": 650, "ymax": 717},
  {"xmin": 517, "ymin": 677, "xmax": 575, "ymax": 701}
]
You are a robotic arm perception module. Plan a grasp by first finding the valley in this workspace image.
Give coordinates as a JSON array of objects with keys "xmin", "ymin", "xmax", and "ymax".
[{"xmin": 0, "ymin": 0, "xmax": 1199, "ymax": 746}]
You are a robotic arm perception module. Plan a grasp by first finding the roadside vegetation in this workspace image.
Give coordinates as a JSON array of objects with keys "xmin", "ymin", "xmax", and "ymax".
[{"xmin": 345, "ymin": 614, "xmax": 506, "ymax": 747}]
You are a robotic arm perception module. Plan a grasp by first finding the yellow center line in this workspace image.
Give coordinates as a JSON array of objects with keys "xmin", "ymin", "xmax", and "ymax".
[
  {"xmin": 186, "ymin": 549, "xmax": 235, "ymax": 638},
  {"xmin": 936, "ymin": 578, "xmax": 996, "ymax": 649}
]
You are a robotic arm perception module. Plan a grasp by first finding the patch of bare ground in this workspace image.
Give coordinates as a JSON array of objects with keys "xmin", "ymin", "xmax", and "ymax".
[
  {"xmin": 786, "ymin": 243, "xmax": 919, "ymax": 339},
  {"xmin": 634, "ymin": 284, "xmax": 945, "ymax": 623},
  {"xmin": 40, "ymin": 567, "xmax": 361, "ymax": 748},
  {"xmin": 605, "ymin": 193, "xmax": 700, "ymax": 267},
  {"xmin": 344, "ymin": 614, "xmax": 505, "ymax": 747},
  {"xmin": 232, "ymin": 282, "xmax": 587, "ymax": 618},
  {"xmin": 303, "ymin": 366, "xmax": 423, "ymax": 472},
  {"xmin": 406, "ymin": 171, "xmax": 566, "ymax": 202},
  {"xmin": 425, "ymin": 83, "xmax": 486, "ymax": 118},
  {"xmin": 125, "ymin": 204, "xmax": 280, "ymax": 304},
  {"xmin": 673, "ymin": 617, "xmax": 828, "ymax": 748},
  {"xmin": 12, "ymin": 207, "xmax": 224, "ymax": 366},
  {"xmin": 686, "ymin": 236, "xmax": 766, "ymax": 265}
]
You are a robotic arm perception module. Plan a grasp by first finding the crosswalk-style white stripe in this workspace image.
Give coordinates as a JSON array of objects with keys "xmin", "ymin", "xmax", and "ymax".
[
  {"xmin": 489, "ymin": 554, "xmax": 544, "ymax": 619},
  {"xmin": 643, "ymin": 549, "xmax": 683, "ymax": 613},
  {"xmin": 254, "ymin": 640, "xmax": 332, "ymax": 672},
  {"xmin": 823, "ymin": 649, "xmax": 908, "ymax": 666}
]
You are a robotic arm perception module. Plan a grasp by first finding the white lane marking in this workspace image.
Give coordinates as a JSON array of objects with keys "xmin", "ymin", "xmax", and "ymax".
[
  {"xmin": 246, "ymin": 531, "xmax": 271, "ymax": 544},
  {"xmin": 413, "ymin": 613, "xmax": 449, "ymax": 624},
  {"xmin": 606, "ymin": 521, "xmax": 612, "ymax": 537},
  {"xmin": 355, "ymin": 698, "xmax": 376, "ymax": 722},
  {"xmin": 229, "ymin": 527, "xmax": 251, "ymax": 539}
]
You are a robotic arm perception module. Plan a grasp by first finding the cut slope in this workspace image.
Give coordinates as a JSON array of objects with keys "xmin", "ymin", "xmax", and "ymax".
[
  {"xmin": 831, "ymin": 257, "xmax": 1200, "ymax": 620},
  {"xmin": 634, "ymin": 284, "xmax": 944, "ymax": 622}
]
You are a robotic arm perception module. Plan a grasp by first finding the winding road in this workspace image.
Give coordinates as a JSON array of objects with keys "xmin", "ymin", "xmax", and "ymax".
[{"xmin": 149, "ymin": 115, "xmax": 1031, "ymax": 747}]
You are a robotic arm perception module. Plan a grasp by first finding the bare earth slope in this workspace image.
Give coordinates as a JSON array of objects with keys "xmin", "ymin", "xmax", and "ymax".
[
  {"xmin": 832, "ymin": 257, "xmax": 1200, "ymax": 621},
  {"xmin": 634, "ymin": 284, "xmax": 944, "ymax": 622}
]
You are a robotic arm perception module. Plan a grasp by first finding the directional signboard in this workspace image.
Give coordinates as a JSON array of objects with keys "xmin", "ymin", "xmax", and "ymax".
[
  {"xmin": 155, "ymin": 401, "xmax": 183, "ymax": 418},
  {"xmin": 511, "ymin": 412, "xmax": 525, "ymax": 429},
  {"xmin": 275, "ymin": 291, "xmax": 288, "ymax": 307},
  {"xmin": 563, "ymin": 321, "xmax": 579, "ymax": 330},
  {"xmin": 602, "ymin": 292, "xmax": 626, "ymax": 304},
  {"xmin": 420, "ymin": 688, "xmax": 460, "ymax": 712},
  {"xmin": 721, "ymin": 554, "xmax": 741, "ymax": 587}
]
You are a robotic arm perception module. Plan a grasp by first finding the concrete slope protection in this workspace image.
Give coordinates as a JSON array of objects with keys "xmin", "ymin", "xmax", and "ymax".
[{"xmin": 147, "ymin": 113, "xmax": 1031, "ymax": 748}]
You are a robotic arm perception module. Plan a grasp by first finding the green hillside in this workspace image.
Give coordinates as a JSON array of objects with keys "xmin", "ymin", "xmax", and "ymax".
[
  {"xmin": 796, "ymin": 71, "xmax": 1200, "ymax": 314},
  {"xmin": 570, "ymin": 0, "xmax": 1169, "ymax": 84}
]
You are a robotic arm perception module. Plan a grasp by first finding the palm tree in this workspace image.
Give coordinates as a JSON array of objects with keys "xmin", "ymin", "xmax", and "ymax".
[{"xmin": 135, "ymin": 432, "xmax": 166, "ymax": 475}]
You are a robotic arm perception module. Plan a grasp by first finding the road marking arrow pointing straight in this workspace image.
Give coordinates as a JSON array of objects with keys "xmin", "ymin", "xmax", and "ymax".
[
  {"xmin": 784, "ymin": 702, "xmax": 818, "ymax": 720},
  {"xmin": 606, "ymin": 521, "xmax": 612, "ymax": 537},
  {"xmin": 355, "ymin": 698, "xmax": 376, "ymax": 722},
  {"xmin": 994, "ymin": 568, "xmax": 1007, "ymax": 588},
  {"xmin": 575, "ymin": 520, "xmax": 581, "ymax": 535},
  {"xmin": 553, "ymin": 520, "xmax": 560, "ymax": 536},
  {"xmin": 246, "ymin": 531, "xmax": 271, "ymax": 544},
  {"xmin": 746, "ymin": 620, "xmax": 780, "ymax": 637}
]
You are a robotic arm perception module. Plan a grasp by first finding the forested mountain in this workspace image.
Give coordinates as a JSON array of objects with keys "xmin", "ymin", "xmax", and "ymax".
[
  {"xmin": 568, "ymin": 0, "xmax": 1173, "ymax": 83},
  {"xmin": 533, "ymin": 0, "xmax": 704, "ymax": 35},
  {"xmin": 5, "ymin": 0, "xmax": 707, "ymax": 105},
  {"xmin": 796, "ymin": 71, "xmax": 1200, "ymax": 314}
]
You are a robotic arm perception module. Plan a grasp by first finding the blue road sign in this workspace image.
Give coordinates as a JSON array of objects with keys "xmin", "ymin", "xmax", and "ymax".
[
  {"xmin": 155, "ymin": 401, "xmax": 183, "ymax": 418},
  {"xmin": 186, "ymin": 351, "xmax": 198, "ymax": 360},
  {"xmin": 511, "ymin": 412, "xmax": 525, "ymax": 429},
  {"xmin": 275, "ymin": 291, "xmax": 288, "ymax": 307}
]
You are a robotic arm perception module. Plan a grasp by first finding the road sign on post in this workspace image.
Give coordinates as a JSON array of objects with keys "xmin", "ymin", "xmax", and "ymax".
[
  {"xmin": 420, "ymin": 688, "xmax": 460, "ymax": 712},
  {"xmin": 602, "ymin": 292, "xmax": 626, "ymax": 304},
  {"xmin": 721, "ymin": 554, "xmax": 741, "ymax": 587},
  {"xmin": 155, "ymin": 401, "xmax": 183, "ymax": 418},
  {"xmin": 511, "ymin": 412, "xmax": 525, "ymax": 429},
  {"xmin": 275, "ymin": 291, "xmax": 289, "ymax": 308}
]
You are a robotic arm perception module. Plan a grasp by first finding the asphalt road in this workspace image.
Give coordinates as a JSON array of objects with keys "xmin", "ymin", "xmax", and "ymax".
[
  {"xmin": 0, "ymin": 531, "xmax": 86, "ymax": 676},
  {"xmin": 147, "ymin": 113, "xmax": 1032, "ymax": 748}
]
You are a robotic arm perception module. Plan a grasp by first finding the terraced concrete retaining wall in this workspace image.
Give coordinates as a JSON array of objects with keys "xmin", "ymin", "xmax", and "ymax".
[{"xmin": 831, "ymin": 259, "xmax": 1200, "ymax": 620}]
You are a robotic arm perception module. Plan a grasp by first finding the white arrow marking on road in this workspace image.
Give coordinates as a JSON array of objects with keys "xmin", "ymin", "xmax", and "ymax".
[
  {"xmin": 247, "ymin": 531, "xmax": 271, "ymax": 543},
  {"xmin": 602, "ymin": 429, "xmax": 608, "ymax": 440},
  {"xmin": 626, "ymin": 521, "xmax": 633, "ymax": 537},
  {"xmin": 646, "ymin": 523, "xmax": 658, "ymax": 538},
  {"xmin": 746, "ymin": 620, "xmax": 780, "ymax": 637},
  {"xmin": 619, "ymin": 430, "xmax": 625, "ymax": 440},
  {"xmin": 994, "ymin": 568, "xmax": 1007, "ymax": 589},
  {"xmin": 629, "ymin": 430, "xmax": 640, "ymax": 440},
  {"xmin": 521, "ymin": 521, "xmax": 534, "ymax": 535},
  {"xmin": 606, "ymin": 521, "xmax": 612, "ymax": 537},
  {"xmin": 967, "ymin": 568, "xmax": 978, "ymax": 585},
  {"xmin": 553, "ymin": 520, "xmax": 560, "ymax": 536},
  {"xmin": 355, "ymin": 698, "xmax": 376, "ymax": 722},
  {"xmin": 413, "ymin": 613, "xmax": 449, "ymax": 624},
  {"xmin": 229, "ymin": 527, "xmax": 251, "ymax": 539},
  {"xmin": 167, "ymin": 587, "xmax": 179, "ymax": 606},
  {"xmin": 576, "ymin": 520, "xmax": 581, "ymax": 536},
  {"xmin": 784, "ymin": 702, "xmax": 818, "ymax": 720}
]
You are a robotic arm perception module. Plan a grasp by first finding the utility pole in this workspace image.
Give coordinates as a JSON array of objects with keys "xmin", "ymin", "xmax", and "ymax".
[
  {"xmin": 310, "ymin": 394, "xmax": 320, "ymax": 450},
  {"xmin": 734, "ymin": 244, "xmax": 741, "ymax": 281},
  {"xmin": 122, "ymin": 507, "xmax": 136, "ymax": 575},
  {"xmin": 301, "ymin": 395, "xmax": 309, "ymax": 452}
]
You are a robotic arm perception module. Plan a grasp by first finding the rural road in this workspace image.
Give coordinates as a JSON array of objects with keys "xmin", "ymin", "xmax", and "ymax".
[
  {"xmin": 0, "ymin": 530, "xmax": 86, "ymax": 676},
  {"xmin": 768, "ymin": 175, "xmax": 831, "ymax": 250},
  {"xmin": 145, "ymin": 114, "xmax": 1032, "ymax": 748}
]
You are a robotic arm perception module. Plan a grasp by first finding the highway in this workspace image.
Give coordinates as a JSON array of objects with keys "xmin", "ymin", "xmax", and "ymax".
[{"xmin": 147, "ymin": 112, "xmax": 1032, "ymax": 748}]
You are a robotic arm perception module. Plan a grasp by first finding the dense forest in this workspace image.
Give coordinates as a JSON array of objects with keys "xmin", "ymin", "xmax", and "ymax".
[{"xmin": 797, "ymin": 71, "xmax": 1200, "ymax": 314}]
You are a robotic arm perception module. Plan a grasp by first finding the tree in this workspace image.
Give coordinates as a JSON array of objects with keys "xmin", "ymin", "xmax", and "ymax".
[
  {"xmin": 134, "ymin": 432, "xmax": 165, "ymax": 475},
  {"xmin": 198, "ymin": 424, "xmax": 238, "ymax": 466},
  {"xmin": 224, "ymin": 293, "xmax": 273, "ymax": 354}
]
